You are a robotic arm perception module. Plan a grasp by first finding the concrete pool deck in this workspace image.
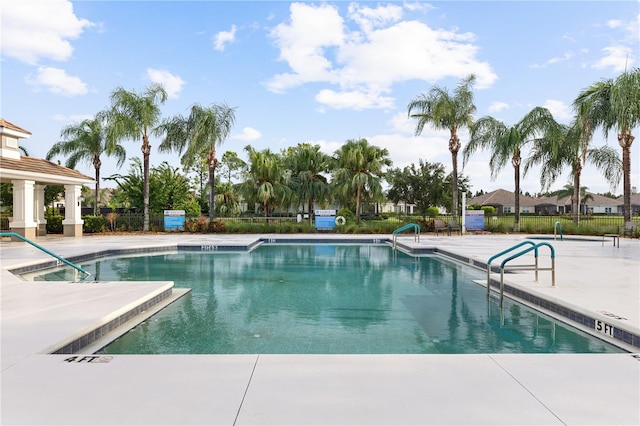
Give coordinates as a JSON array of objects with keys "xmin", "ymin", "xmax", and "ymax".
[{"xmin": 1, "ymin": 233, "xmax": 639, "ymax": 425}]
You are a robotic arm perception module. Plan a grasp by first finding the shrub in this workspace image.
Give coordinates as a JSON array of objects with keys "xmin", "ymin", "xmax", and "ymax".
[
  {"xmin": 45, "ymin": 214, "xmax": 63, "ymax": 234},
  {"xmin": 481, "ymin": 206, "xmax": 496, "ymax": 215},
  {"xmin": 82, "ymin": 215, "xmax": 106, "ymax": 233},
  {"xmin": 426, "ymin": 207, "xmax": 439, "ymax": 218}
]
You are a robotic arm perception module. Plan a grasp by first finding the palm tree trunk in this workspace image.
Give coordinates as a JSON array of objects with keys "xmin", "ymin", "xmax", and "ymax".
[
  {"xmin": 618, "ymin": 130, "xmax": 634, "ymax": 223},
  {"xmin": 513, "ymin": 155, "xmax": 521, "ymax": 232},
  {"xmin": 142, "ymin": 136, "xmax": 151, "ymax": 232},
  {"xmin": 208, "ymin": 167, "xmax": 215, "ymax": 220},
  {"xmin": 307, "ymin": 199, "xmax": 313, "ymax": 225},
  {"xmin": 355, "ymin": 185, "xmax": 362, "ymax": 225},
  {"xmin": 573, "ymin": 172, "xmax": 581, "ymax": 225},
  {"xmin": 450, "ymin": 147, "xmax": 459, "ymax": 220},
  {"xmin": 94, "ymin": 166, "xmax": 100, "ymax": 216}
]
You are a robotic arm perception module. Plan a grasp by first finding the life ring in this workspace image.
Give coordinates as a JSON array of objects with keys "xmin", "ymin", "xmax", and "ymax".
[{"xmin": 335, "ymin": 216, "xmax": 346, "ymax": 225}]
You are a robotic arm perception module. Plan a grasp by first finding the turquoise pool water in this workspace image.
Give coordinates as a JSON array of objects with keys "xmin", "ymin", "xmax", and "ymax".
[{"xmin": 34, "ymin": 244, "xmax": 623, "ymax": 354}]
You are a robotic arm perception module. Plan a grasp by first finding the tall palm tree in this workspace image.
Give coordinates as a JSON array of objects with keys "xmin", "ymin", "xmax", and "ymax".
[
  {"xmin": 46, "ymin": 117, "xmax": 126, "ymax": 215},
  {"xmin": 408, "ymin": 75, "xmax": 476, "ymax": 219},
  {"xmin": 574, "ymin": 68, "xmax": 640, "ymax": 223},
  {"xmin": 104, "ymin": 83, "xmax": 168, "ymax": 231},
  {"xmin": 526, "ymin": 118, "xmax": 621, "ymax": 224},
  {"xmin": 332, "ymin": 138, "xmax": 392, "ymax": 225},
  {"xmin": 286, "ymin": 143, "xmax": 331, "ymax": 225},
  {"xmin": 159, "ymin": 103, "xmax": 236, "ymax": 219},
  {"xmin": 240, "ymin": 146, "xmax": 292, "ymax": 219},
  {"xmin": 464, "ymin": 107, "xmax": 559, "ymax": 231}
]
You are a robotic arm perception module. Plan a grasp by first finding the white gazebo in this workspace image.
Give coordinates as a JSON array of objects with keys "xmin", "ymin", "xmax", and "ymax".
[{"xmin": 0, "ymin": 119, "xmax": 94, "ymax": 239}]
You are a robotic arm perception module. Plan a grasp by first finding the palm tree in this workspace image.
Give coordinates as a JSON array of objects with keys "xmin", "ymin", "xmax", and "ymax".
[
  {"xmin": 104, "ymin": 83, "xmax": 168, "ymax": 231},
  {"xmin": 554, "ymin": 184, "xmax": 595, "ymax": 216},
  {"xmin": 464, "ymin": 107, "xmax": 560, "ymax": 231},
  {"xmin": 408, "ymin": 75, "xmax": 476, "ymax": 219},
  {"xmin": 159, "ymin": 103, "xmax": 236, "ymax": 219},
  {"xmin": 526, "ymin": 117, "xmax": 621, "ymax": 224},
  {"xmin": 46, "ymin": 117, "xmax": 126, "ymax": 215},
  {"xmin": 240, "ymin": 146, "xmax": 292, "ymax": 219},
  {"xmin": 332, "ymin": 138, "xmax": 392, "ymax": 225},
  {"xmin": 574, "ymin": 68, "xmax": 640, "ymax": 223},
  {"xmin": 286, "ymin": 143, "xmax": 331, "ymax": 225}
]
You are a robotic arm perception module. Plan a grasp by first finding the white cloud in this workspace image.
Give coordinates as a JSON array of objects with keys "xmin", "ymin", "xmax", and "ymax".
[
  {"xmin": 26, "ymin": 67, "xmax": 88, "ymax": 96},
  {"xmin": 213, "ymin": 25, "xmax": 237, "ymax": 51},
  {"xmin": 232, "ymin": 127, "xmax": 262, "ymax": 142},
  {"xmin": 543, "ymin": 100, "xmax": 573, "ymax": 123},
  {"xmin": 592, "ymin": 45, "xmax": 634, "ymax": 73},
  {"xmin": 488, "ymin": 102, "xmax": 509, "ymax": 113},
  {"xmin": 266, "ymin": 3, "xmax": 497, "ymax": 111},
  {"xmin": 0, "ymin": 0, "xmax": 93, "ymax": 64},
  {"xmin": 146, "ymin": 69, "xmax": 185, "ymax": 99}
]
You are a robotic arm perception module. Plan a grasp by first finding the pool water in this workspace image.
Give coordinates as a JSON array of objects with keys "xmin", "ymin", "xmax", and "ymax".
[{"xmin": 34, "ymin": 244, "xmax": 623, "ymax": 354}]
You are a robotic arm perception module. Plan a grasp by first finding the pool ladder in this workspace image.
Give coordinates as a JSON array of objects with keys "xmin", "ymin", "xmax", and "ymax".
[
  {"xmin": 486, "ymin": 240, "xmax": 555, "ymax": 306},
  {"xmin": 392, "ymin": 223, "xmax": 420, "ymax": 248},
  {"xmin": 0, "ymin": 232, "xmax": 91, "ymax": 280}
]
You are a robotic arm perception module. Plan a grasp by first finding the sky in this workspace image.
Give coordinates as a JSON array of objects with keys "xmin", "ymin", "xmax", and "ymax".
[{"xmin": 1, "ymin": 0, "xmax": 639, "ymax": 197}]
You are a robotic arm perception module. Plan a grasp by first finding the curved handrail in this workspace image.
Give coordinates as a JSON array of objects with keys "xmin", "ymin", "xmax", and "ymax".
[
  {"xmin": 486, "ymin": 240, "xmax": 537, "ymax": 296},
  {"xmin": 554, "ymin": 221, "xmax": 563, "ymax": 241},
  {"xmin": 0, "ymin": 232, "xmax": 91, "ymax": 279},
  {"xmin": 392, "ymin": 223, "xmax": 420, "ymax": 248},
  {"xmin": 497, "ymin": 242, "xmax": 556, "ymax": 306}
]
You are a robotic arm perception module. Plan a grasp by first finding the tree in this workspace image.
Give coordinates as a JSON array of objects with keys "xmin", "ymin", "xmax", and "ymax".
[
  {"xmin": 408, "ymin": 75, "xmax": 476, "ymax": 220},
  {"xmin": 386, "ymin": 160, "xmax": 447, "ymax": 221},
  {"xmin": 219, "ymin": 151, "xmax": 247, "ymax": 183},
  {"xmin": 106, "ymin": 158, "xmax": 200, "ymax": 216},
  {"xmin": 574, "ymin": 68, "xmax": 640, "ymax": 223},
  {"xmin": 331, "ymin": 138, "xmax": 392, "ymax": 225},
  {"xmin": 159, "ymin": 103, "xmax": 236, "ymax": 220},
  {"xmin": 464, "ymin": 107, "xmax": 559, "ymax": 231},
  {"xmin": 240, "ymin": 146, "xmax": 292, "ymax": 218},
  {"xmin": 46, "ymin": 117, "xmax": 126, "ymax": 215},
  {"xmin": 526, "ymin": 118, "xmax": 620, "ymax": 224},
  {"xmin": 104, "ymin": 83, "xmax": 168, "ymax": 231},
  {"xmin": 285, "ymin": 143, "xmax": 331, "ymax": 224}
]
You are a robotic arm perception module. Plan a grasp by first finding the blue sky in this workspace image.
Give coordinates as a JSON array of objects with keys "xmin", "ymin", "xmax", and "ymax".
[{"xmin": 2, "ymin": 0, "xmax": 639, "ymax": 196}]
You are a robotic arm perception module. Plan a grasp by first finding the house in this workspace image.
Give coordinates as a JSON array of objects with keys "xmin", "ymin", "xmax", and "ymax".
[
  {"xmin": 617, "ymin": 193, "xmax": 640, "ymax": 216},
  {"xmin": 467, "ymin": 189, "xmax": 539, "ymax": 214},
  {"xmin": 0, "ymin": 118, "xmax": 94, "ymax": 238}
]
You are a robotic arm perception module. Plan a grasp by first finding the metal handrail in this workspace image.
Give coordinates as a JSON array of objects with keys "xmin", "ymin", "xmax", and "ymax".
[
  {"xmin": 554, "ymin": 221, "xmax": 563, "ymax": 240},
  {"xmin": 392, "ymin": 223, "xmax": 420, "ymax": 248},
  {"xmin": 0, "ymin": 232, "xmax": 91, "ymax": 279},
  {"xmin": 497, "ymin": 242, "xmax": 556, "ymax": 306},
  {"xmin": 486, "ymin": 240, "xmax": 537, "ymax": 297}
]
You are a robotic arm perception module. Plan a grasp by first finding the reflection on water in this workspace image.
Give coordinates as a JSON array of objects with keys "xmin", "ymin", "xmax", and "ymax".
[{"xmin": 33, "ymin": 244, "xmax": 623, "ymax": 354}]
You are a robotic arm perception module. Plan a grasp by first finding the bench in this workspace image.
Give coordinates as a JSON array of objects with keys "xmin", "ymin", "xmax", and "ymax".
[{"xmin": 602, "ymin": 233, "xmax": 620, "ymax": 247}]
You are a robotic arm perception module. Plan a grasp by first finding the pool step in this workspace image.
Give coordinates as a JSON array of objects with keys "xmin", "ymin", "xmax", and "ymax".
[{"xmin": 51, "ymin": 287, "xmax": 190, "ymax": 355}]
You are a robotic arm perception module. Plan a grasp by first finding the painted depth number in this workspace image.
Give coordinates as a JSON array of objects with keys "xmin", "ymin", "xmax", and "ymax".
[{"xmin": 595, "ymin": 320, "xmax": 614, "ymax": 337}]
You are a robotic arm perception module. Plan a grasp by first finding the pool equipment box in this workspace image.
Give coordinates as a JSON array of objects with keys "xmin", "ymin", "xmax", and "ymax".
[
  {"xmin": 164, "ymin": 210, "xmax": 186, "ymax": 231},
  {"xmin": 314, "ymin": 209, "xmax": 336, "ymax": 230}
]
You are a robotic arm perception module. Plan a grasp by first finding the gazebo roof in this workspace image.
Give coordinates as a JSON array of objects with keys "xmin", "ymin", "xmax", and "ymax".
[{"xmin": 0, "ymin": 156, "xmax": 94, "ymax": 185}]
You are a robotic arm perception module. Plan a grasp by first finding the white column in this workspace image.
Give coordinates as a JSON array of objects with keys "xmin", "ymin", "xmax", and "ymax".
[
  {"xmin": 34, "ymin": 184, "xmax": 47, "ymax": 235},
  {"xmin": 9, "ymin": 180, "xmax": 37, "ymax": 239},
  {"xmin": 62, "ymin": 184, "xmax": 84, "ymax": 237}
]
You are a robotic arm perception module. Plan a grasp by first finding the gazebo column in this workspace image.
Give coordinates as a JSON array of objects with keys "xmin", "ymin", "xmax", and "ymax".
[
  {"xmin": 62, "ymin": 184, "xmax": 84, "ymax": 237},
  {"xmin": 9, "ymin": 179, "xmax": 37, "ymax": 240},
  {"xmin": 34, "ymin": 184, "xmax": 47, "ymax": 236}
]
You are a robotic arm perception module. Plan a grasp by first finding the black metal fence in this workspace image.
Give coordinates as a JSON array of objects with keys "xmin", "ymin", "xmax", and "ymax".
[{"xmin": 1, "ymin": 212, "xmax": 638, "ymax": 237}]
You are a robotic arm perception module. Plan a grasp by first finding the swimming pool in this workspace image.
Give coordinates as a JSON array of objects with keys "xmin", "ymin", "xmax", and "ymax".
[{"xmin": 31, "ymin": 244, "xmax": 623, "ymax": 354}]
